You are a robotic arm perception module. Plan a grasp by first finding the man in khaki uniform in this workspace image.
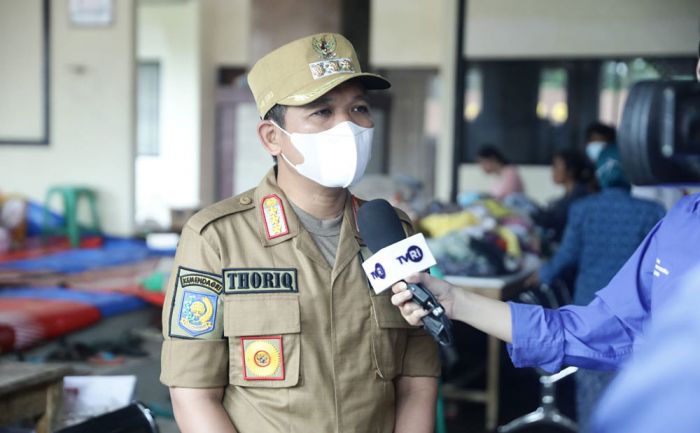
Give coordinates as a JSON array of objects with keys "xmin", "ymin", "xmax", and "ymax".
[{"xmin": 161, "ymin": 33, "xmax": 440, "ymax": 433}]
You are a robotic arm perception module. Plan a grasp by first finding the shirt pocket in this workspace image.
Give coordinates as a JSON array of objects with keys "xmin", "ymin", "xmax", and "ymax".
[
  {"xmin": 223, "ymin": 294, "xmax": 301, "ymax": 388},
  {"xmin": 369, "ymin": 293, "xmax": 415, "ymax": 381}
]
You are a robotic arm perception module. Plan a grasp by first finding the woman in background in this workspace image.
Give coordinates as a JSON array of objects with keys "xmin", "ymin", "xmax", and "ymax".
[{"xmin": 476, "ymin": 145, "xmax": 524, "ymax": 200}]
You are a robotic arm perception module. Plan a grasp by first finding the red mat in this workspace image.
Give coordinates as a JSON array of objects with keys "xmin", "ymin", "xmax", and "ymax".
[
  {"xmin": 0, "ymin": 236, "xmax": 103, "ymax": 262},
  {"xmin": 0, "ymin": 298, "xmax": 101, "ymax": 352}
]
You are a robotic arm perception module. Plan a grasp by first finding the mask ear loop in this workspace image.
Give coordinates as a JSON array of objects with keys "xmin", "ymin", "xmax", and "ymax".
[{"xmin": 268, "ymin": 121, "xmax": 301, "ymax": 170}]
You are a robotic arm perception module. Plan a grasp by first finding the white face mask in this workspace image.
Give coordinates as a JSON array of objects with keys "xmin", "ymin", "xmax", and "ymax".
[
  {"xmin": 274, "ymin": 121, "xmax": 374, "ymax": 188},
  {"xmin": 586, "ymin": 141, "xmax": 606, "ymax": 163}
]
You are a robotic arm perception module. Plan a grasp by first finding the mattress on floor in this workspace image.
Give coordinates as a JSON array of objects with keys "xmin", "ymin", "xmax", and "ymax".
[
  {"xmin": 0, "ymin": 239, "xmax": 153, "ymax": 274},
  {"xmin": 0, "ymin": 287, "xmax": 148, "ymax": 353}
]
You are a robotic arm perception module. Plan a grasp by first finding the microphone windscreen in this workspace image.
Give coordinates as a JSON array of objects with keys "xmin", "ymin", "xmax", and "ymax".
[{"xmin": 357, "ymin": 199, "xmax": 407, "ymax": 253}]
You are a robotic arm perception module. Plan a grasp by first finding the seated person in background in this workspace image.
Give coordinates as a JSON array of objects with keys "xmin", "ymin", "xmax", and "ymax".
[
  {"xmin": 476, "ymin": 145, "xmax": 524, "ymax": 200},
  {"xmin": 527, "ymin": 145, "xmax": 666, "ymax": 433},
  {"xmin": 533, "ymin": 148, "xmax": 594, "ymax": 247}
]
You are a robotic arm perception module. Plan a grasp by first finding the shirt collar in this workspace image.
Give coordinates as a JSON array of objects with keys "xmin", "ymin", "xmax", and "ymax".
[{"xmin": 253, "ymin": 168, "xmax": 363, "ymax": 247}]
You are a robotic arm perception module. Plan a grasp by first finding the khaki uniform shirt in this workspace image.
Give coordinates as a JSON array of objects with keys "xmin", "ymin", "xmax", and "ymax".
[{"xmin": 161, "ymin": 169, "xmax": 440, "ymax": 433}]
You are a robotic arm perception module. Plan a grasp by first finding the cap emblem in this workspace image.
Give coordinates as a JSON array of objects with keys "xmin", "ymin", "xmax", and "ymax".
[{"xmin": 312, "ymin": 34, "xmax": 337, "ymax": 59}]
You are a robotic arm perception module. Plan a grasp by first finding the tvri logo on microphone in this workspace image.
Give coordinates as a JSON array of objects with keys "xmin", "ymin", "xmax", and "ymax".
[
  {"xmin": 361, "ymin": 233, "xmax": 436, "ymax": 294},
  {"xmin": 370, "ymin": 245, "xmax": 424, "ymax": 280}
]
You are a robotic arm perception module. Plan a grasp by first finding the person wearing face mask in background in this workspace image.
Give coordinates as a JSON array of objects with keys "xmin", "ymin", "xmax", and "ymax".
[
  {"xmin": 585, "ymin": 122, "xmax": 685, "ymax": 210},
  {"xmin": 583, "ymin": 122, "xmax": 616, "ymax": 167},
  {"xmin": 160, "ymin": 33, "xmax": 439, "ymax": 433}
]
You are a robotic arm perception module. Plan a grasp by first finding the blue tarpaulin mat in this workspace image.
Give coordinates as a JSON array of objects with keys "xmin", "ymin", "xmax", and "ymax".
[
  {"xmin": 0, "ymin": 238, "xmax": 158, "ymax": 273},
  {"xmin": 0, "ymin": 287, "xmax": 147, "ymax": 318}
]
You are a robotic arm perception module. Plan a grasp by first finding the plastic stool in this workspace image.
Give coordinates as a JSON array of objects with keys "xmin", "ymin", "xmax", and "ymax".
[{"xmin": 42, "ymin": 186, "xmax": 101, "ymax": 247}]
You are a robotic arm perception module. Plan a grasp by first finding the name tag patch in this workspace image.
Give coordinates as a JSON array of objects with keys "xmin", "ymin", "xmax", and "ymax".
[
  {"xmin": 223, "ymin": 268, "xmax": 298, "ymax": 294},
  {"xmin": 169, "ymin": 267, "xmax": 223, "ymax": 339}
]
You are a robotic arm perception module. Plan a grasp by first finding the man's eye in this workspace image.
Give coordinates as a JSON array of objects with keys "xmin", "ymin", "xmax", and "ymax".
[
  {"xmin": 354, "ymin": 105, "xmax": 370, "ymax": 113},
  {"xmin": 312, "ymin": 108, "xmax": 332, "ymax": 116}
]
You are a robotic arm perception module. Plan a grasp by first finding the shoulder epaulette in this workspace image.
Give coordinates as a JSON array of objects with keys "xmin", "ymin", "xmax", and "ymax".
[{"xmin": 188, "ymin": 188, "xmax": 256, "ymax": 233}]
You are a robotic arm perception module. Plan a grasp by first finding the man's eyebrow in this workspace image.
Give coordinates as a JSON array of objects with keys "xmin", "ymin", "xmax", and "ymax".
[
  {"xmin": 301, "ymin": 96, "xmax": 332, "ymax": 110},
  {"xmin": 300, "ymin": 92, "xmax": 369, "ymax": 110},
  {"xmin": 354, "ymin": 93, "xmax": 370, "ymax": 103}
]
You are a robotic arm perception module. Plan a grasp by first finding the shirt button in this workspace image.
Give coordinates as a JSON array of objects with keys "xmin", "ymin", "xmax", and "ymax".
[{"xmin": 239, "ymin": 196, "xmax": 252, "ymax": 205}]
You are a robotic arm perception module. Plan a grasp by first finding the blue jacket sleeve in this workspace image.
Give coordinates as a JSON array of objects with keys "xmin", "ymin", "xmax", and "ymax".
[
  {"xmin": 539, "ymin": 203, "xmax": 583, "ymax": 285},
  {"xmin": 507, "ymin": 219, "xmax": 662, "ymax": 372}
]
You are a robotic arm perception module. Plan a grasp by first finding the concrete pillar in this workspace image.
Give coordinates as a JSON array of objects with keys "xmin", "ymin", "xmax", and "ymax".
[{"xmin": 435, "ymin": 0, "xmax": 460, "ymax": 201}]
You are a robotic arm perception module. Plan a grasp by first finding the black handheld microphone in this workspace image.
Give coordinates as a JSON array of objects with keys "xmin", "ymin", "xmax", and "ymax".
[{"xmin": 357, "ymin": 199, "xmax": 456, "ymax": 363}]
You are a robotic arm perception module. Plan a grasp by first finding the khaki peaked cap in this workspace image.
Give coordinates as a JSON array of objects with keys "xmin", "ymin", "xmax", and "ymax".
[{"xmin": 248, "ymin": 33, "xmax": 390, "ymax": 118}]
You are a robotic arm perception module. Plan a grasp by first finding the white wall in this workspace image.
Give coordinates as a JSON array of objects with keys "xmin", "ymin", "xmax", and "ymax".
[
  {"xmin": 465, "ymin": 0, "xmax": 699, "ymax": 58},
  {"xmin": 0, "ymin": 0, "xmax": 136, "ymax": 235},
  {"xmin": 231, "ymin": 104, "xmax": 272, "ymax": 194},
  {"xmin": 136, "ymin": 0, "xmax": 200, "ymax": 228},
  {"xmin": 459, "ymin": 164, "xmax": 561, "ymax": 205},
  {"xmin": 0, "ymin": 0, "xmax": 45, "ymax": 141}
]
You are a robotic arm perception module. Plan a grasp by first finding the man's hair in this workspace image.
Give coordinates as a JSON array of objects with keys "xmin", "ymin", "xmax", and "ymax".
[
  {"xmin": 264, "ymin": 104, "xmax": 287, "ymax": 128},
  {"xmin": 263, "ymin": 104, "xmax": 287, "ymax": 163},
  {"xmin": 477, "ymin": 144, "xmax": 509, "ymax": 165},
  {"xmin": 553, "ymin": 148, "xmax": 594, "ymax": 184},
  {"xmin": 585, "ymin": 122, "xmax": 616, "ymax": 143}
]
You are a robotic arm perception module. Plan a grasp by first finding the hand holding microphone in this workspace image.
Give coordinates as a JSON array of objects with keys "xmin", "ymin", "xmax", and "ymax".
[
  {"xmin": 357, "ymin": 199, "xmax": 456, "ymax": 362},
  {"xmin": 391, "ymin": 273, "xmax": 456, "ymax": 327}
]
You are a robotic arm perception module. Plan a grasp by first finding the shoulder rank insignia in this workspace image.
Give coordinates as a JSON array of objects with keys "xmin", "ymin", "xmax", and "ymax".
[
  {"xmin": 169, "ymin": 267, "xmax": 223, "ymax": 339},
  {"xmin": 241, "ymin": 336, "xmax": 285, "ymax": 380},
  {"xmin": 261, "ymin": 194, "xmax": 289, "ymax": 239}
]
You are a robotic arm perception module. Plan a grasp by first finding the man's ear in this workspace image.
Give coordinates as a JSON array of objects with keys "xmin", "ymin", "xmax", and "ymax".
[{"xmin": 257, "ymin": 120, "xmax": 282, "ymax": 156}]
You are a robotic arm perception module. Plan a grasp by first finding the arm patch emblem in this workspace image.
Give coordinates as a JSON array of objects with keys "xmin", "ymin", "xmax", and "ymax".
[{"xmin": 168, "ymin": 267, "xmax": 224, "ymax": 339}]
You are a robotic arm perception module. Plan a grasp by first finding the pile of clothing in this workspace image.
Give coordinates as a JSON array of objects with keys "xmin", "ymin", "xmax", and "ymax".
[{"xmin": 418, "ymin": 196, "xmax": 537, "ymax": 277}]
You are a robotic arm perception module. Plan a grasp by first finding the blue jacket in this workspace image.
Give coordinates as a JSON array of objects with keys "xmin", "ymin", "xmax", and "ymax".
[
  {"xmin": 592, "ymin": 266, "xmax": 700, "ymax": 432},
  {"xmin": 508, "ymin": 193, "xmax": 696, "ymax": 372}
]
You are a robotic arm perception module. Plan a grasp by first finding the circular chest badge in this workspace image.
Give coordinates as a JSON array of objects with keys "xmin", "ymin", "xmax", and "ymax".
[{"xmin": 244, "ymin": 340, "xmax": 281, "ymax": 378}]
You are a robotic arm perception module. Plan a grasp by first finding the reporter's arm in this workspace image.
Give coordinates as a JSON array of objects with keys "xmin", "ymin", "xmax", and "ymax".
[
  {"xmin": 393, "ymin": 376, "xmax": 437, "ymax": 433},
  {"xmin": 170, "ymin": 387, "xmax": 237, "ymax": 433},
  {"xmin": 392, "ymin": 275, "xmax": 513, "ymax": 343},
  {"xmin": 392, "ymin": 262, "xmax": 643, "ymax": 372}
]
